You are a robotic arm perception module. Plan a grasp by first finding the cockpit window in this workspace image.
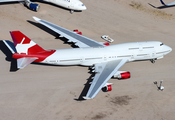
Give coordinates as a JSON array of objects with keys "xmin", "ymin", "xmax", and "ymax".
[
  {"xmin": 160, "ymin": 43, "xmax": 164, "ymax": 46},
  {"xmin": 82, "ymin": 4, "xmax": 84, "ymax": 6}
]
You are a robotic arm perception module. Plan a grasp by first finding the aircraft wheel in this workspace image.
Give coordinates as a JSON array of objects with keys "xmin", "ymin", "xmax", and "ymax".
[
  {"xmin": 70, "ymin": 10, "xmax": 74, "ymax": 14},
  {"xmin": 150, "ymin": 59, "xmax": 155, "ymax": 63}
]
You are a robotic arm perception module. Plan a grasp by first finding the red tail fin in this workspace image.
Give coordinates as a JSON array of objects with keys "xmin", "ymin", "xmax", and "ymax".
[{"xmin": 10, "ymin": 31, "xmax": 45, "ymax": 54}]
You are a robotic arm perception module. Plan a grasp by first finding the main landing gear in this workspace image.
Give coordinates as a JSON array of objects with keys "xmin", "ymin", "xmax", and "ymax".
[{"xmin": 150, "ymin": 59, "xmax": 156, "ymax": 63}]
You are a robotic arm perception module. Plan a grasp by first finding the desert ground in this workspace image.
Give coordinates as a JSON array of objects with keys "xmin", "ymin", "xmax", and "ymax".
[{"xmin": 0, "ymin": 0, "xmax": 175, "ymax": 120}]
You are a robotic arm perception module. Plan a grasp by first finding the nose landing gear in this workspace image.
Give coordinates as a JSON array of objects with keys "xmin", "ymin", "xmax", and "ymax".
[{"xmin": 70, "ymin": 10, "xmax": 74, "ymax": 14}]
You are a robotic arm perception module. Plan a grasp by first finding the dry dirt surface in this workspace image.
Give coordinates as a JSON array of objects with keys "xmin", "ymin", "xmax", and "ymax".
[{"xmin": 0, "ymin": 0, "xmax": 175, "ymax": 120}]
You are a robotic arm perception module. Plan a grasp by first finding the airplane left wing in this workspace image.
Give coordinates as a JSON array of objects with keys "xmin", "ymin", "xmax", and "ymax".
[
  {"xmin": 33, "ymin": 17, "xmax": 105, "ymax": 48},
  {"xmin": 84, "ymin": 59, "xmax": 128, "ymax": 99}
]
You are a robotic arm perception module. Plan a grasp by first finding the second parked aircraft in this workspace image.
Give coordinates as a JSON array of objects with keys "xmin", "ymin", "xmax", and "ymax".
[{"xmin": 0, "ymin": 0, "xmax": 86, "ymax": 13}]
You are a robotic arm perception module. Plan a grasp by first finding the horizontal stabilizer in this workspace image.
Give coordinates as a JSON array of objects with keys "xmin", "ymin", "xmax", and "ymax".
[
  {"xmin": 17, "ymin": 57, "xmax": 38, "ymax": 69},
  {"xmin": 2, "ymin": 40, "xmax": 17, "ymax": 54}
]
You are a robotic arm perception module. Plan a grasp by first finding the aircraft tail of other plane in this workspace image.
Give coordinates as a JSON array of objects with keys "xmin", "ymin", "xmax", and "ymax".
[{"xmin": 8, "ymin": 31, "xmax": 55, "ymax": 69}]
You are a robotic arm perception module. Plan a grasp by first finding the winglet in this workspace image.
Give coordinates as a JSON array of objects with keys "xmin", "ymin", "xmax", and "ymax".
[
  {"xmin": 33, "ymin": 16, "xmax": 41, "ymax": 22},
  {"xmin": 83, "ymin": 96, "xmax": 93, "ymax": 100}
]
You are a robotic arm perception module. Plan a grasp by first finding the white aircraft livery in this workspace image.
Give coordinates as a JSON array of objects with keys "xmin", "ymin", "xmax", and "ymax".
[
  {"xmin": 0, "ymin": 0, "xmax": 86, "ymax": 13},
  {"xmin": 160, "ymin": 0, "xmax": 175, "ymax": 6},
  {"xmin": 3, "ymin": 17, "xmax": 172, "ymax": 99}
]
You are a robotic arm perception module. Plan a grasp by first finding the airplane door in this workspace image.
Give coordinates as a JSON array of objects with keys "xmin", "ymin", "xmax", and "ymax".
[
  {"xmin": 139, "ymin": 44, "xmax": 143, "ymax": 51},
  {"xmin": 152, "ymin": 49, "xmax": 156, "ymax": 58},
  {"xmin": 80, "ymin": 57, "xmax": 83, "ymax": 62},
  {"xmin": 131, "ymin": 53, "xmax": 135, "ymax": 60},
  {"xmin": 104, "ymin": 55, "xmax": 107, "ymax": 61}
]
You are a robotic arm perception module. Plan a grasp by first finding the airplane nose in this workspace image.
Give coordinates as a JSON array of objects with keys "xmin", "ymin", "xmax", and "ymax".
[
  {"xmin": 83, "ymin": 5, "xmax": 87, "ymax": 10},
  {"xmin": 165, "ymin": 45, "xmax": 172, "ymax": 53},
  {"xmin": 78, "ymin": 1, "xmax": 86, "ymax": 10},
  {"xmin": 81, "ymin": 4, "xmax": 86, "ymax": 10}
]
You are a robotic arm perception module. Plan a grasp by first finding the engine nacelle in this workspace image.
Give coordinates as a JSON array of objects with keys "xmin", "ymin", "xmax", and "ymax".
[
  {"xmin": 113, "ymin": 71, "xmax": 130, "ymax": 80},
  {"xmin": 102, "ymin": 83, "xmax": 113, "ymax": 92},
  {"xmin": 74, "ymin": 29, "xmax": 79, "ymax": 33},
  {"xmin": 99, "ymin": 42, "xmax": 110, "ymax": 46},
  {"xmin": 24, "ymin": 0, "xmax": 40, "ymax": 12}
]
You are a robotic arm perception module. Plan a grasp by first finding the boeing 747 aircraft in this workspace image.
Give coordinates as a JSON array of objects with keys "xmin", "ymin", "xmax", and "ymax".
[
  {"xmin": 3, "ymin": 17, "xmax": 172, "ymax": 99},
  {"xmin": 0, "ymin": 0, "xmax": 86, "ymax": 13},
  {"xmin": 160, "ymin": 0, "xmax": 175, "ymax": 6}
]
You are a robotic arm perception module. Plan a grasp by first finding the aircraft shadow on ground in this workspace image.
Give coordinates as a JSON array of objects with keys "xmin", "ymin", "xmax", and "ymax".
[
  {"xmin": 148, "ymin": 3, "xmax": 175, "ymax": 9},
  {"xmin": 27, "ymin": 21, "xmax": 58, "ymax": 37},
  {"xmin": 0, "ymin": 1, "xmax": 19, "ymax": 5},
  {"xmin": 75, "ymin": 72, "xmax": 95, "ymax": 101},
  {"xmin": 27, "ymin": 20, "xmax": 79, "ymax": 48},
  {"xmin": 0, "ymin": 40, "xmax": 18, "ymax": 72}
]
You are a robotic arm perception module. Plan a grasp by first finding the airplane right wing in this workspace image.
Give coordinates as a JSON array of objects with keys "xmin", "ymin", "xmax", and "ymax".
[
  {"xmin": 84, "ymin": 59, "xmax": 128, "ymax": 99},
  {"xmin": 0, "ymin": 0, "xmax": 24, "ymax": 2},
  {"xmin": 160, "ymin": 0, "xmax": 175, "ymax": 6},
  {"xmin": 33, "ymin": 17, "xmax": 105, "ymax": 48}
]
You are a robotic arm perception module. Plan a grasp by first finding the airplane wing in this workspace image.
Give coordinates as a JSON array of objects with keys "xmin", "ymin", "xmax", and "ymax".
[
  {"xmin": 83, "ymin": 59, "xmax": 128, "ymax": 99},
  {"xmin": 33, "ymin": 17, "xmax": 105, "ymax": 48},
  {"xmin": 160, "ymin": 0, "xmax": 175, "ymax": 6},
  {"xmin": 0, "ymin": 0, "xmax": 24, "ymax": 2}
]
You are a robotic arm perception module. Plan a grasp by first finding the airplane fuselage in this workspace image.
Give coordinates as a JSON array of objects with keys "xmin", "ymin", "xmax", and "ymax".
[
  {"xmin": 43, "ymin": 0, "xmax": 86, "ymax": 11},
  {"xmin": 41, "ymin": 41, "xmax": 171, "ymax": 66},
  {"xmin": 7, "ymin": 29, "xmax": 172, "ymax": 99}
]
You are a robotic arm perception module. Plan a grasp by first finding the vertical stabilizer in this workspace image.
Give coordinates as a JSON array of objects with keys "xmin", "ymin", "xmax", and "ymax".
[
  {"xmin": 9, "ymin": 31, "xmax": 56, "ymax": 69},
  {"xmin": 10, "ymin": 31, "xmax": 45, "ymax": 54}
]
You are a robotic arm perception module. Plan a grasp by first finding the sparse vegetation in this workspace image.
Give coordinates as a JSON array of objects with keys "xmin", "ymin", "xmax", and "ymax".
[
  {"xmin": 130, "ymin": 1, "xmax": 173, "ymax": 19},
  {"xmin": 91, "ymin": 113, "xmax": 106, "ymax": 119},
  {"xmin": 110, "ymin": 95, "xmax": 132, "ymax": 106},
  {"xmin": 130, "ymin": 1, "xmax": 145, "ymax": 11},
  {"xmin": 151, "ymin": 9, "xmax": 173, "ymax": 19}
]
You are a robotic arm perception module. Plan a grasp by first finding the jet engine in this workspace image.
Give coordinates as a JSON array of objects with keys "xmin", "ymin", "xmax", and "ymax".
[
  {"xmin": 113, "ymin": 71, "xmax": 130, "ymax": 80},
  {"xmin": 99, "ymin": 42, "xmax": 110, "ymax": 46},
  {"xmin": 24, "ymin": 0, "xmax": 40, "ymax": 12},
  {"xmin": 102, "ymin": 83, "xmax": 113, "ymax": 92}
]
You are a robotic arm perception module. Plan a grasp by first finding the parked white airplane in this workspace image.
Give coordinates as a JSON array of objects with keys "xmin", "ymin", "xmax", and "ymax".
[
  {"xmin": 3, "ymin": 17, "xmax": 172, "ymax": 99},
  {"xmin": 160, "ymin": 0, "xmax": 175, "ymax": 6},
  {"xmin": 0, "ymin": 0, "xmax": 86, "ymax": 13}
]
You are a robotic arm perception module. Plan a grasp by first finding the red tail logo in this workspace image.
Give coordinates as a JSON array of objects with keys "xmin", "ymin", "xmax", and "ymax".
[{"xmin": 10, "ymin": 31, "xmax": 56, "ymax": 62}]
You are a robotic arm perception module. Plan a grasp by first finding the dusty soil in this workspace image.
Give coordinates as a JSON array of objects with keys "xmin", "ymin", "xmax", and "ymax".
[{"xmin": 0, "ymin": 0, "xmax": 175, "ymax": 120}]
